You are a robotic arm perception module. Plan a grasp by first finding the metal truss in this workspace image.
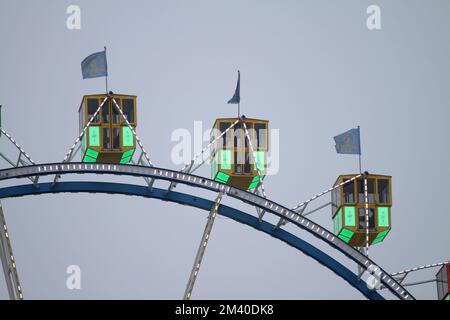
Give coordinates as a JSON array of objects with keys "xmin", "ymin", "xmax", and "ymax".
[
  {"xmin": 0, "ymin": 163, "xmax": 416, "ymax": 300},
  {"xmin": 377, "ymin": 261, "xmax": 450, "ymax": 291},
  {"xmin": 0, "ymin": 201, "xmax": 23, "ymax": 300},
  {"xmin": 184, "ymin": 192, "xmax": 223, "ymax": 300}
]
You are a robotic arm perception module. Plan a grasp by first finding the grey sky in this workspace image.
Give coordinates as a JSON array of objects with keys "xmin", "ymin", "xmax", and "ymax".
[{"xmin": 0, "ymin": 0, "xmax": 449, "ymax": 299}]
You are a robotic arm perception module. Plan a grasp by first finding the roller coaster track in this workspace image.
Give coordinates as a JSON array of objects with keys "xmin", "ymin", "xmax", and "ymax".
[{"xmin": 0, "ymin": 163, "xmax": 415, "ymax": 300}]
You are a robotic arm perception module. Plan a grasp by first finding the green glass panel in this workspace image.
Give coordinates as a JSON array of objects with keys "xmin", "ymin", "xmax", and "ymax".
[
  {"xmin": 371, "ymin": 237, "xmax": 383, "ymax": 245},
  {"xmin": 339, "ymin": 228, "xmax": 354, "ymax": 239},
  {"xmin": 221, "ymin": 149, "xmax": 232, "ymax": 170},
  {"xmin": 372, "ymin": 228, "xmax": 391, "ymax": 245},
  {"xmin": 122, "ymin": 148, "xmax": 135, "ymax": 158},
  {"xmin": 120, "ymin": 156, "xmax": 132, "ymax": 164},
  {"xmin": 251, "ymin": 174, "xmax": 265, "ymax": 184},
  {"xmin": 445, "ymin": 294, "xmax": 450, "ymax": 300},
  {"xmin": 344, "ymin": 206, "xmax": 356, "ymax": 227},
  {"xmin": 83, "ymin": 155, "xmax": 97, "ymax": 163},
  {"xmin": 338, "ymin": 234, "xmax": 351, "ymax": 243},
  {"xmin": 377, "ymin": 207, "xmax": 390, "ymax": 227},
  {"xmin": 86, "ymin": 148, "xmax": 99, "ymax": 159},
  {"xmin": 253, "ymin": 151, "xmax": 265, "ymax": 171},
  {"xmin": 89, "ymin": 126, "xmax": 100, "ymax": 147},
  {"xmin": 377, "ymin": 228, "xmax": 390, "ymax": 239},
  {"xmin": 248, "ymin": 180, "xmax": 259, "ymax": 190},
  {"xmin": 215, "ymin": 171, "xmax": 230, "ymax": 183},
  {"xmin": 122, "ymin": 126, "xmax": 134, "ymax": 147}
]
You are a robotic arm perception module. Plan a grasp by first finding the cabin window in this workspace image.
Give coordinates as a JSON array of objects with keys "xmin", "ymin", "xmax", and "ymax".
[
  {"xmin": 234, "ymin": 151, "xmax": 242, "ymax": 174},
  {"xmin": 123, "ymin": 99, "xmax": 134, "ymax": 123},
  {"xmin": 234, "ymin": 123, "xmax": 243, "ymax": 148},
  {"xmin": 101, "ymin": 101, "xmax": 110, "ymax": 123},
  {"xmin": 112, "ymin": 99, "xmax": 121, "ymax": 124},
  {"xmin": 358, "ymin": 179, "xmax": 375, "ymax": 204},
  {"xmin": 244, "ymin": 152, "xmax": 251, "ymax": 174},
  {"xmin": 255, "ymin": 123, "xmax": 267, "ymax": 149},
  {"xmin": 87, "ymin": 99, "xmax": 100, "ymax": 123},
  {"xmin": 219, "ymin": 122, "xmax": 231, "ymax": 148},
  {"xmin": 112, "ymin": 128, "xmax": 120, "ymax": 150},
  {"xmin": 358, "ymin": 208, "xmax": 376, "ymax": 231},
  {"xmin": 378, "ymin": 179, "xmax": 390, "ymax": 204},
  {"xmin": 103, "ymin": 128, "xmax": 110, "ymax": 150},
  {"xmin": 332, "ymin": 187, "xmax": 341, "ymax": 211},
  {"xmin": 343, "ymin": 179, "xmax": 355, "ymax": 204},
  {"xmin": 244, "ymin": 123, "xmax": 252, "ymax": 148}
]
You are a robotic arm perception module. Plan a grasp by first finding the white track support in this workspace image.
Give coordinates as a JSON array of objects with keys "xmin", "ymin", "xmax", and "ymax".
[
  {"xmin": 183, "ymin": 193, "xmax": 223, "ymax": 300},
  {"xmin": 131, "ymin": 151, "xmax": 155, "ymax": 190},
  {"xmin": 0, "ymin": 127, "xmax": 38, "ymax": 185},
  {"xmin": 302, "ymin": 202, "xmax": 331, "ymax": 216},
  {"xmin": 363, "ymin": 174, "xmax": 370, "ymax": 256},
  {"xmin": 292, "ymin": 174, "xmax": 362, "ymax": 212},
  {"xmin": 253, "ymin": 187, "xmax": 266, "ymax": 221},
  {"xmin": 377, "ymin": 261, "xmax": 449, "ymax": 291},
  {"xmin": 168, "ymin": 119, "xmax": 240, "ymax": 193},
  {"xmin": 0, "ymin": 201, "xmax": 23, "ymax": 300}
]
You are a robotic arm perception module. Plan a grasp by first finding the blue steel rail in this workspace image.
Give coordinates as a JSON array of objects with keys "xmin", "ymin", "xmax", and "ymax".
[
  {"xmin": 0, "ymin": 163, "xmax": 415, "ymax": 300},
  {"xmin": 0, "ymin": 182, "xmax": 383, "ymax": 300}
]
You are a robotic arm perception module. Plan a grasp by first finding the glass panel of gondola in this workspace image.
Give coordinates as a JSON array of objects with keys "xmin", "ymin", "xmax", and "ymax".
[
  {"xmin": 123, "ymin": 98, "xmax": 134, "ymax": 123},
  {"xmin": 112, "ymin": 98, "xmax": 121, "ymax": 124},
  {"xmin": 113, "ymin": 128, "xmax": 120, "ymax": 150},
  {"xmin": 343, "ymin": 179, "xmax": 355, "ymax": 204},
  {"xmin": 358, "ymin": 208, "xmax": 376, "ymax": 231},
  {"xmin": 378, "ymin": 178, "xmax": 390, "ymax": 204},
  {"xmin": 103, "ymin": 127, "xmax": 111, "ymax": 150},
  {"xmin": 255, "ymin": 123, "xmax": 267, "ymax": 149},
  {"xmin": 220, "ymin": 122, "xmax": 230, "ymax": 148},
  {"xmin": 101, "ymin": 99, "xmax": 110, "ymax": 123},
  {"xmin": 87, "ymin": 98, "xmax": 100, "ymax": 123}
]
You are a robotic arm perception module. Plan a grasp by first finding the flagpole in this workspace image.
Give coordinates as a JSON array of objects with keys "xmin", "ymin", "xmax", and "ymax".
[
  {"xmin": 238, "ymin": 103, "xmax": 240, "ymax": 118},
  {"xmin": 104, "ymin": 46, "xmax": 108, "ymax": 94},
  {"xmin": 358, "ymin": 126, "xmax": 362, "ymax": 173}
]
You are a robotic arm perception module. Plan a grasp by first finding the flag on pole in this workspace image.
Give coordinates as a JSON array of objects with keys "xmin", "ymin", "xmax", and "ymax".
[
  {"xmin": 227, "ymin": 71, "xmax": 240, "ymax": 104},
  {"xmin": 81, "ymin": 50, "xmax": 108, "ymax": 79},
  {"xmin": 334, "ymin": 127, "xmax": 361, "ymax": 155}
]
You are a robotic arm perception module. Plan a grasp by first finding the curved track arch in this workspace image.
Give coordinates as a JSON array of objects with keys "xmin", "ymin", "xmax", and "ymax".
[
  {"xmin": 0, "ymin": 163, "xmax": 414, "ymax": 300},
  {"xmin": 0, "ymin": 181, "xmax": 383, "ymax": 300}
]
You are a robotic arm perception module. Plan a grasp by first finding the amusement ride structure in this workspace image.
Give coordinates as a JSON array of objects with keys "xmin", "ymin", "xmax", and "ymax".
[{"xmin": 0, "ymin": 69, "xmax": 448, "ymax": 300}]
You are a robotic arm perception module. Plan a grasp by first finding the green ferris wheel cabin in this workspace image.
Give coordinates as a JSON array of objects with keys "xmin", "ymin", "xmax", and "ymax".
[
  {"xmin": 78, "ymin": 93, "xmax": 136, "ymax": 164},
  {"xmin": 331, "ymin": 173, "xmax": 392, "ymax": 247},
  {"xmin": 210, "ymin": 117, "xmax": 269, "ymax": 191}
]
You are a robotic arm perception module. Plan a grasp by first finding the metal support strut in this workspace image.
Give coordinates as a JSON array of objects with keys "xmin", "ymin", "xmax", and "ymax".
[
  {"xmin": 0, "ymin": 201, "xmax": 23, "ymax": 300},
  {"xmin": 183, "ymin": 192, "xmax": 223, "ymax": 300}
]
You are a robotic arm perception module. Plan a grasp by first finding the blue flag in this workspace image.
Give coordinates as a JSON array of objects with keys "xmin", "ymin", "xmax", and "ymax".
[
  {"xmin": 334, "ymin": 127, "xmax": 361, "ymax": 155},
  {"xmin": 81, "ymin": 50, "xmax": 108, "ymax": 79},
  {"xmin": 227, "ymin": 71, "xmax": 240, "ymax": 104}
]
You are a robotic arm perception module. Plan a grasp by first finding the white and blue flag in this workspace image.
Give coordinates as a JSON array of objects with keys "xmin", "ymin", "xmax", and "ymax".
[
  {"xmin": 334, "ymin": 127, "xmax": 361, "ymax": 155},
  {"xmin": 81, "ymin": 50, "xmax": 108, "ymax": 79}
]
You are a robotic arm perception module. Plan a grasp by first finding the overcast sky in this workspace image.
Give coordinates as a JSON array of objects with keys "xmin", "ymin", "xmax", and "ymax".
[{"xmin": 0, "ymin": 0, "xmax": 449, "ymax": 299}]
